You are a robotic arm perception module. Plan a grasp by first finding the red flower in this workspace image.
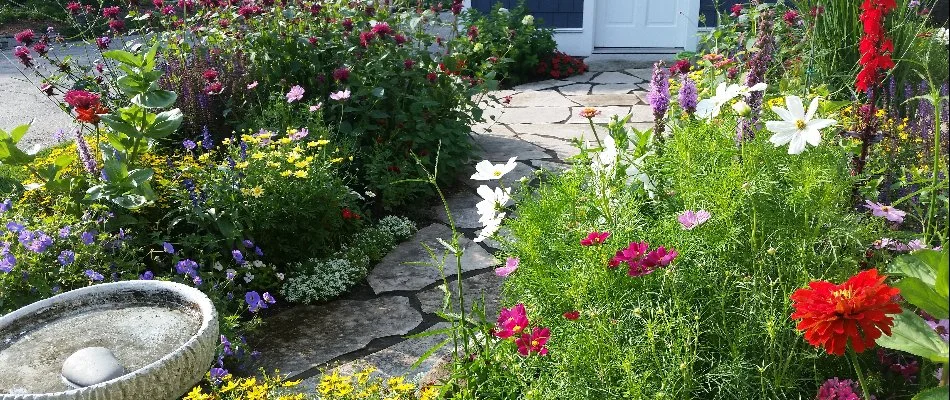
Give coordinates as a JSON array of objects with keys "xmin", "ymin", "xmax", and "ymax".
[
  {"xmin": 810, "ymin": 6, "xmax": 825, "ymax": 17},
  {"xmin": 495, "ymin": 304, "xmax": 529, "ymax": 339},
  {"xmin": 370, "ymin": 22, "xmax": 393, "ymax": 37},
  {"xmin": 204, "ymin": 81, "xmax": 223, "ymax": 95},
  {"xmin": 341, "ymin": 208, "xmax": 360, "ymax": 220},
  {"xmin": 783, "ymin": 10, "xmax": 799, "ymax": 25},
  {"xmin": 102, "ymin": 6, "xmax": 120, "ymax": 18},
  {"xmin": 563, "ymin": 310, "xmax": 580, "ymax": 320},
  {"xmin": 66, "ymin": 2, "xmax": 82, "ymax": 13},
  {"xmin": 515, "ymin": 327, "xmax": 550, "ymax": 356},
  {"xmin": 75, "ymin": 104, "xmax": 109, "ymax": 124},
  {"xmin": 202, "ymin": 69, "xmax": 219, "ymax": 82},
  {"xmin": 730, "ymin": 4, "xmax": 743, "ymax": 17},
  {"xmin": 64, "ymin": 90, "xmax": 100, "ymax": 109},
  {"xmin": 856, "ymin": 0, "xmax": 897, "ymax": 92},
  {"xmin": 108, "ymin": 19, "xmax": 126, "ymax": 32},
  {"xmin": 332, "ymin": 67, "xmax": 350, "ymax": 81},
  {"xmin": 669, "ymin": 59, "xmax": 691, "ymax": 75},
  {"xmin": 14, "ymin": 29, "xmax": 35, "ymax": 45},
  {"xmin": 790, "ymin": 269, "xmax": 902, "ymax": 356}
]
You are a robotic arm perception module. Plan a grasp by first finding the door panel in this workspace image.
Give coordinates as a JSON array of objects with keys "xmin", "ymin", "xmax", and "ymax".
[{"xmin": 594, "ymin": 0, "xmax": 688, "ymax": 48}]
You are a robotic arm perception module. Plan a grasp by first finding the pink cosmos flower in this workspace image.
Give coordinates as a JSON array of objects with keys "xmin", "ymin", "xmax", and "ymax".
[
  {"xmin": 309, "ymin": 103, "xmax": 323, "ymax": 112},
  {"xmin": 286, "ymin": 85, "xmax": 305, "ymax": 103},
  {"xmin": 864, "ymin": 200, "xmax": 906, "ymax": 223},
  {"xmin": 515, "ymin": 327, "xmax": 550, "ymax": 356},
  {"xmin": 289, "ymin": 128, "xmax": 309, "ymax": 141},
  {"xmin": 580, "ymin": 231, "xmax": 611, "ymax": 246},
  {"xmin": 246, "ymin": 81, "xmax": 258, "ymax": 89},
  {"xmin": 329, "ymin": 89, "xmax": 351, "ymax": 101},
  {"xmin": 495, "ymin": 257, "xmax": 519, "ymax": 277},
  {"xmin": 495, "ymin": 303, "xmax": 529, "ymax": 339},
  {"xmin": 678, "ymin": 209, "xmax": 711, "ymax": 230}
]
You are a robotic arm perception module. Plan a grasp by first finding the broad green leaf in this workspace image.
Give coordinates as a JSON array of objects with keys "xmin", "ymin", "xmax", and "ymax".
[
  {"xmin": 913, "ymin": 386, "xmax": 949, "ymax": 400},
  {"xmin": 896, "ymin": 277, "xmax": 949, "ymax": 319},
  {"xmin": 54, "ymin": 153, "xmax": 76, "ymax": 168},
  {"xmin": 9, "ymin": 124, "xmax": 30, "ymax": 142},
  {"xmin": 127, "ymin": 168, "xmax": 154, "ymax": 186},
  {"xmin": 102, "ymin": 50, "xmax": 141, "ymax": 67},
  {"xmin": 876, "ymin": 310, "xmax": 950, "ymax": 363},
  {"xmin": 132, "ymin": 90, "xmax": 177, "ymax": 109},
  {"xmin": 113, "ymin": 194, "xmax": 148, "ymax": 209},
  {"xmin": 99, "ymin": 114, "xmax": 141, "ymax": 139},
  {"xmin": 937, "ymin": 258, "xmax": 949, "ymax": 298},
  {"xmin": 147, "ymin": 109, "xmax": 183, "ymax": 138},
  {"xmin": 143, "ymin": 42, "xmax": 159, "ymax": 71},
  {"xmin": 891, "ymin": 252, "xmax": 938, "ymax": 286},
  {"xmin": 371, "ymin": 87, "xmax": 385, "ymax": 98},
  {"xmin": 117, "ymin": 75, "xmax": 150, "ymax": 95},
  {"xmin": 0, "ymin": 136, "xmax": 35, "ymax": 165}
]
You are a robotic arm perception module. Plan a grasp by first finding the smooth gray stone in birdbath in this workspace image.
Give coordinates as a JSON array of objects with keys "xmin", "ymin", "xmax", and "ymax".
[{"xmin": 61, "ymin": 347, "xmax": 125, "ymax": 388}]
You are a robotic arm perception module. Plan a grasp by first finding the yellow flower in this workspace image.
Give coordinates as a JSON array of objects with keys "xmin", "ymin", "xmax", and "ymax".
[
  {"xmin": 316, "ymin": 139, "xmax": 330, "ymax": 146},
  {"xmin": 294, "ymin": 160, "xmax": 309, "ymax": 169},
  {"xmin": 236, "ymin": 161, "xmax": 249, "ymax": 169},
  {"xmin": 419, "ymin": 386, "xmax": 440, "ymax": 400},
  {"xmin": 387, "ymin": 376, "xmax": 415, "ymax": 393},
  {"xmin": 330, "ymin": 157, "xmax": 344, "ymax": 163},
  {"xmin": 221, "ymin": 380, "xmax": 238, "ymax": 392},
  {"xmin": 281, "ymin": 170, "xmax": 292, "ymax": 177},
  {"xmin": 268, "ymin": 161, "xmax": 281, "ymax": 168},
  {"xmin": 307, "ymin": 142, "xmax": 319, "ymax": 148},
  {"xmin": 184, "ymin": 386, "xmax": 210, "ymax": 400},
  {"xmin": 282, "ymin": 379, "xmax": 302, "ymax": 387},
  {"xmin": 241, "ymin": 377, "xmax": 257, "ymax": 388},
  {"xmin": 198, "ymin": 153, "xmax": 211, "ymax": 163},
  {"xmin": 279, "ymin": 137, "xmax": 292, "ymax": 145},
  {"xmin": 287, "ymin": 152, "xmax": 301, "ymax": 162},
  {"xmin": 249, "ymin": 186, "xmax": 264, "ymax": 198},
  {"xmin": 251, "ymin": 152, "xmax": 265, "ymax": 160},
  {"xmin": 294, "ymin": 170, "xmax": 308, "ymax": 179}
]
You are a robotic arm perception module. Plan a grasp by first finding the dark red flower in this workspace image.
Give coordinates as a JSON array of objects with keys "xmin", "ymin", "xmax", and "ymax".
[
  {"xmin": 153, "ymin": 0, "xmax": 164, "ymax": 6},
  {"xmin": 359, "ymin": 31, "xmax": 373, "ymax": 48},
  {"xmin": 790, "ymin": 269, "xmax": 902, "ymax": 356},
  {"xmin": 342, "ymin": 18, "xmax": 353, "ymax": 31},
  {"xmin": 202, "ymin": 69, "xmax": 219, "ymax": 82},
  {"xmin": 394, "ymin": 34, "xmax": 407, "ymax": 45},
  {"xmin": 96, "ymin": 36, "xmax": 111, "ymax": 49},
  {"xmin": 467, "ymin": 25, "xmax": 479, "ymax": 41},
  {"xmin": 730, "ymin": 4, "xmax": 743, "ymax": 17},
  {"xmin": 13, "ymin": 46, "xmax": 33, "ymax": 67},
  {"xmin": 810, "ymin": 6, "xmax": 825, "ymax": 17},
  {"xmin": 403, "ymin": 59, "xmax": 415, "ymax": 70},
  {"xmin": 515, "ymin": 327, "xmax": 550, "ymax": 356},
  {"xmin": 370, "ymin": 22, "xmax": 392, "ymax": 37},
  {"xmin": 426, "ymin": 72, "xmax": 437, "ymax": 83},
  {"xmin": 669, "ymin": 59, "xmax": 691, "ymax": 75},
  {"xmin": 14, "ymin": 29, "xmax": 35, "ymax": 45},
  {"xmin": 32, "ymin": 42, "xmax": 49, "ymax": 56},
  {"xmin": 204, "ymin": 81, "xmax": 223, "ymax": 95},
  {"xmin": 102, "ymin": 6, "xmax": 120, "ymax": 18},
  {"xmin": 64, "ymin": 90, "xmax": 100, "ymax": 109},
  {"xmin": 66, "ymin": 2, "xmax": 82, "ymax": 13},
  {"xmin": 783, "ymin": 10, "xmax": 799, "ymax": 25},
  {"xmin": 332, "ymin": 67, "xmax": 350, "ymax": 81},
  {"xmin": 563, "ymin": 310, "xmax": 580, "ymax": 320},
  {"xmin": 108, "ymin": 19, "xmax": 126, "ymax": 32}
]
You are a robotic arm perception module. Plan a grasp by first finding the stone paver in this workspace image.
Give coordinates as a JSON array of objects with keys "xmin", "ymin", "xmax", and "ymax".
[
  {"xmin": 626, "ymin": 68, "xmax": 654, "ymax": 81},
  {"xmin": 512, "ymin": 79, "xmax": 575, "ymax": 91},
  {"xmin": 569, "ymin": 94, "xmax": 644, "ymax": 107},
  {"xmin": 557, "ymin": 84, "xmax": 592, "ymax": 96},
  {"xmin": 496, "ymin": 107, "xmax": 571, "ymax": 124},
  {"xmin": 566, "ymin": 106, "xmax": 633, "ymax": 124},
  {"xmin": 564, "ymin": 71, "xmax": 598, "ymax": 83},
  {"xmin": 591, "ymin": 83, "xmax": 641, "ymax": 95},
  {"xmin": 416, "ymin": 272, "xmax": 505, "ymax": 317},
  {"xmin": 591, "ymin": 71, "xmax": 640, "ymax": 84},
  {"xmin": 367, "ymin": 223, "xmax": 499, "ymax": 294},
  {"xmin": 506, "ymin": 91, "xmax": 579, "ymax": 107},
  {"xmin": 253, "ymin": 296, "xmax": 422, "ymax": 375},
  {"xmin": 520, "ymin": 135, "xmax": 581, "ymax": 160},
  {"xmin": 474, "ymin": 134, "xmax": 552, "ymax": 161}
]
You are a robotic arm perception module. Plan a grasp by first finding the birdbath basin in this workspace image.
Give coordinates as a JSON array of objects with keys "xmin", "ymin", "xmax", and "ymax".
[{"xmin": 0, "ymin": 280, "xmax": 218, "ymax": 399}]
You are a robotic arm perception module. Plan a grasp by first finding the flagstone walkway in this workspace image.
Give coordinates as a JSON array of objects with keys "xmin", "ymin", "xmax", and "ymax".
[{"xmin": 253, "ymin": 67, "xmax": 659, "ymax": 391}]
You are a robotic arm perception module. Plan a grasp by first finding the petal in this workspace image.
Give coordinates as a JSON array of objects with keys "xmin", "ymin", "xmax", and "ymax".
[
  {"xmin": 476, "ymin": 185, "xmax": 494, "ymax": 200},
  {"xmin": 748, "ymin": 82, "xmax": 768, "ymax": 92},
  {"xmin": 805, "ymin": 97, "xmax": 821, "ymax": 121},
  {"xmin": 785, "ymin": 96, "xmax": 805, "ymax": 119},
  {"xmin": 788, "ymin": 134, "xmax": 807, "ymax": 154},
  {"xmin": 804, "ymin": 128, "xmax": 822, "ymax": 146},
  {"xmin": 807, "ymin": 118, "xmax": 837, "ymax": 130},
  {"xmin": 768, "ymin": 130, "xmax": 796, "ymax": 146},
  {"xmin": 771, "ymin": 106, "xmax": 796, "ymax": 122},
  {"xmin": 696, "ymin": 100, "xmax": 718, "ymax": 119},
  {"xmin": 765, "ymin": 121, "xmax": 796, "ymax": 135}
]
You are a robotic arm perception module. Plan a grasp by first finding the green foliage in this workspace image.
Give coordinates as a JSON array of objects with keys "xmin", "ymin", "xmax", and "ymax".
[{"xmin": 457, "ymin": 115, "xmax": 887, "ymax": 399}]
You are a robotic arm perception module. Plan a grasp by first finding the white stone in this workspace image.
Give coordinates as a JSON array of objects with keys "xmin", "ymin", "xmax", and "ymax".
[
  {"xmin": 496, "ymin": 107, "xmax": 571, "ymax": 124},
  {"xmin": 591, "ymin": 71, "xmax": 639, "ymax": 84},
  {"xmin": 506, "ymin": 91, "xmax": 578, "ymax": 107},
  {"xmin": 61, "ymin": 347, "xmax": 125, "ymax": 388},
  {"xmin": 590, "ymin": 83, "xmax": 641, "ymax": 95},
  {"xmin": 558, "ymin": 84, "xmax": 593, "ymax": 96}
]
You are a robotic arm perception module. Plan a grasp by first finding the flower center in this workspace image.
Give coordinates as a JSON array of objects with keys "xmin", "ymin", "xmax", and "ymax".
[
  {"xmin": 795, "ymin": 119, "xmax": 807, "ymax": 130},
  {"xmin": 531, "ymin": 340, "xmax": 539, "ymax": 347},
  {"xmin": 493, "ymin": 170, "xmax": 502, "ymax": 177},
  {"xmin": 513, "ymin": 325, "xmax": 522, "ymax": 333}
]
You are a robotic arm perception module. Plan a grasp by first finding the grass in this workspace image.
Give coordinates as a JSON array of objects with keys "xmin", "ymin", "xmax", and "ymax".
[{"xmin": 458, "ymin": 115, "xmax": 916, "ymax": 399}]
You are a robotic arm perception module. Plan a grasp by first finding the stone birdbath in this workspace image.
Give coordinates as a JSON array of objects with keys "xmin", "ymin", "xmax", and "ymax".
[{"xmin": 0, "ymin": 280, "xmax": 218, "ymax": 399}]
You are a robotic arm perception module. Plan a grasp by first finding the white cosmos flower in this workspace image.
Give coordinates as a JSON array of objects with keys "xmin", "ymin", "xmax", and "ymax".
[
  {"xmin": 591, "ymin": 134, "xmax": 618, "ymax": 175},
  {"xmin": 471, "ymin": 157, "xmax": 518, "ymax": 180},
  {"xmin": 695, "ymin": 82, "xmax": 767, "ymax": 120},
  {"xmin": 765, "ymin": 95, "xmax": 836, "ymax": 155},
  {"xmin": 475, "ymin": 185, "xmax": 510, "ymax": 221},
  {"xmin": 475, "ymin": 212, "xmax": 506, "ymax": 243}
]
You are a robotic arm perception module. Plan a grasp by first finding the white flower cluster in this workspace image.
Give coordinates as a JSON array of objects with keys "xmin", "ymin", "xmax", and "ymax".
[
  {"xmin": 935, "ymin": 28, "xmax": 949, "ymax": 46},
  {"xmin": 282, "ymin": 258, "xmax": 356, "ymax": 303},
  {"xmin": 471, "ymin": 157, "xmax": 517, "ymax": 242}
]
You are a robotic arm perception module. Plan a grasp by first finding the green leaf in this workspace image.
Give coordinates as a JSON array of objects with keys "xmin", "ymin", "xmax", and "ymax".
[
  {"xmin": 895, "ymin": 277, "xmax": 949, "ymax": 319},
  {"xmin": 937, "ymin": 258, "xmax": 949, "ymax": 299},
  {"xmin": 132, "ymin": 90, "xmax": 177, "ymax": 109},
  {"xmin": 99, "ymin": 114, "xmax": 141, "ymax": 139},
  {"xmin": 371, "ymin": 87, "xmax": 385, "ymax": 98},
  {"xmin": 127, "ymin": 168, "xmax": 154, "ymax": 186},
  {"xmin": 143, "ymin": 42, "xmax": 159, "ymax": 71},
  {"xmin": 876, "ymin": 310, "xmax": 950, "ymax": 363},
  {"xmin": 54, "ymin": 153, "xmax": 76, "ymax": 168},
  {"xmin": 9, "ymin": 124, "xmax": 30, "ymax": 142},
  {"xmin": 913, "ymin": 386, "xmax": 949, "ymax": 400},
  {"xmin": 891, "ymin": 252, "xmax": 938, "ymax": 286},
  {"xmin": 147, "ymin": 109, "xmax": 183, "ymax": 138},
  {"xmin": 117, "ymin": 75, "xmax": 150, "ymax": 95},
  {"xmin": 102, "ymin": 50, "xmax": 141, "ymax": 67}
]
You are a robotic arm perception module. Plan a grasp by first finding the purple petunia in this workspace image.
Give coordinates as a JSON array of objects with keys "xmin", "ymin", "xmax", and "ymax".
[
  {"xmin": 0, "ymin": 250, "xmax": 15, "ymax": 273},
  {"xmin": 84, "ymin": 269, "xmax": 104, "ymax": 281},
  {"xmin": 140, "ymin": 270, "xmax": 154, "ymax": 280},
  {"xmin": 6, "ymin": 221, "xmax": 25, "ymax": 233},
  {"xmin": 182, "ymin": 139, "xmax": 197, "ymax": 150},
  {"xmin": 81, "ymin": 231, "xmax": 96, "ymax": 245},
  {"xmin": 58, "ymin": 250, "xmax": 75, "ymax": 266},
  {"xmin": 242, "ymin": 239, "xmax": 254, "ymax": 248},
  {"xmin": 232, "ymin": 249, "xmax": 245, "ymax": 264},
  {"xmin": 175, "ymin": 259, "xmax": 199, "ymax": 276},
  {"xmin": 245, "ymin": 291, "xmax": 267, "ymax": 312},
  {"xmin": 162, "ymin": 241, "xmax": 176, "ymax": 254},
  {"xmin": 59, "ymin": 226, "xmax": 71, "ymax": 238},
  {"xmin": 20, "ymin": 230, "xmax": 53, "ymax": 253}
]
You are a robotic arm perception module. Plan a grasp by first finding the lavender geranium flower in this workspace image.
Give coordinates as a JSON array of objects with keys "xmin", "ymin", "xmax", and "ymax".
[
  {"xmin": 6, "ymin": 221, "xmax": 25, "ymax": 232},
  {"xmin": 163, "ymin": 241, "xmax": 175, "ymax": 254},
  {"xmin": 140, "ymin": 270, "xmax": 154, "ymax": 280},
  {"xmin": 175, "ymin": 259, "xmax": 199, "ymax": 276},
  {"xmin": 20, "ymin": 230, "xmax": 53, "ymax": 253},
  {"xmin": 58, "ymin": 250, "xmax": 75, "ymax": 266},
  {"xmin": 678, "ymin": 75, "xmax": 698, "ymax": 115},
  {"xmin": 678, "ymin": 209, "xmax": 711, "ymax": 230},
  {"xmin": 220, "ymin": 335, "xmax": 234, "ymax": 355},
  {"xmin": 84, "ymin": 269, "xmax": 104, "ymax": 281},
  {"xmin": 225, "ymin": 269, "xmax": 237, "ymax": 281},
  {"xmin": 81, "ymin": 231, "xmax": 96, "ymax": 245},
  {"xmin": 262, "ymin": 292, "xmax": 276, "ymax": 305},
  {"xmin": 647, "ymin": 61, "xmax": 670, "ymax": 136},
  {"xmin": 286, "ymin": 85, "xmax": 305, "ymax": 103},
  {"xmin": 182, "ymin": 139, "xmax": 197, "ymax": 151},
  {"xmin": 232, "ymin": 249, "xmax": 244, "ymax": 264},
  {"xmin": 245, "ymin": 291, "xmax": 266, "ymax": 312},
  {"xmin": 864, "ymin": 200, "xmax": 907, "ymax": 223},
  {"xmin": 59, "ymin": 226, "xmax": 71, "ymax": 237},
  {"xmin": 0, "ymin": 251, "xmax": 15, "ymax": 273},
  {"xmin": 254, "ymin": 246, "xmax": 263, "ymax": 257},
  {"xmin": 0, "ymin": 199, "xmax": 12, "ymax": 213}
]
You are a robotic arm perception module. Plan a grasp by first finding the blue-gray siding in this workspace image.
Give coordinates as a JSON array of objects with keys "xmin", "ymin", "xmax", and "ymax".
[{"xmin": 470, "ymin": 0, "xmax": 585, "ymax": 29}]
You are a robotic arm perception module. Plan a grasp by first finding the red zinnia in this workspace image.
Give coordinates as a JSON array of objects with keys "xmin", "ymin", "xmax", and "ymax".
[
  {"xmin": 790, "ymin": 269, "xmax": 901, "ymax": 356},
  {"xmin": 64, "ymin": 90, "xmax": 101, "ymax": 110},
  {"xmin": 563, "ymin": 310, "xmax": 580, "ymax": 320}
]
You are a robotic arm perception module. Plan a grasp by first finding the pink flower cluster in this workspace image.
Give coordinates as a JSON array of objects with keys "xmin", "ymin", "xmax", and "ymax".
[
  {"xmin": 494, "ymin": 303, "xmax": 550, "ymax": 356},
  {"xmin": 609, "ymin": 241, "xmax": 678, "ymax": 277}
]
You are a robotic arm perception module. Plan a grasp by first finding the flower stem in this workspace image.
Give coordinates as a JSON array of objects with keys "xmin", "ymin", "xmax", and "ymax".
[
  {"xmin": 587, "ymin": 119, "xmax": 603, "ymax": 148},
  {"xmin": 847, "ymin": 347, "xmax": 872, "ymax": 400}
]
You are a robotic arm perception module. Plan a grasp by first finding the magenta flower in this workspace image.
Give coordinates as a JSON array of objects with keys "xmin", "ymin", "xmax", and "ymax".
[
  {"xmin": 644, "ymin": 246, "xmax": 678, "ymax": 268},
  {"xmin": 515, "ymin": 327, "xmax": 550, "ymax": 356},
  {"xmin": 495, "ymin": 303, "xmax": 529, "ymax": 339},
  {"xmin": 580, "ymin": 231, "xmax": 611, "ymax": 246},
  {"xmin": 14, "ymin": 29, "xmax": 35, "ymax": 45},
  {"xmin": 816, "ymin": 378, "xmax": 862, "ymax": 400},
  {"xmin": 678, "ymin": 209, "xmax": 711, "ymax": 230},
  {"xmin": 864, "ymin": 200, "xmax": 906, "ymax": 223},
  {"xmin": 609, "ymin": 241, "xmax": 649, "ymax": 268},
  {"xmin": 495, "ymin": 257, "xmax": 519, "ymax": 277},
  {"xmin": 286, "ymin": 85, "xmax": 305, "ymax": 103}
]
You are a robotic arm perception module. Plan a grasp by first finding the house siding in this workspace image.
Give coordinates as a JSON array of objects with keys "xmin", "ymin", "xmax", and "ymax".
[{"xmin": 470, "ymin": 0, "xmax": 585, "ymax": 29}]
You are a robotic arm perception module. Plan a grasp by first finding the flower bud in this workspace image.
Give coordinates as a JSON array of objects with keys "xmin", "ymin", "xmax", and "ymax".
[{"xmin": 732, "ymin": 100, "xmax": 752, "ymax": 116}]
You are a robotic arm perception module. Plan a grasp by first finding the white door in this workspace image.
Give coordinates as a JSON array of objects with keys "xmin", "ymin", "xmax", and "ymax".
[{"xmin": 594, "ymin": 0, "xmax": 691, "ymax": 48}]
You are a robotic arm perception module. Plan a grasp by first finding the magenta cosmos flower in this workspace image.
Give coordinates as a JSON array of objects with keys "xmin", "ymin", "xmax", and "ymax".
[
  {"xmin": 864, "ymin": 200, "xmax": 906, "ymax": 223},
  {"xmin": 609, "ymin": 241, "xmax": 649, "ymax": 268},
  {"xmin": 495, "ymin": 257, "xmax": 519, "ymax": 277},
  {"xmin": 678, "ymin": 209, "xmax": 711, "ymax": 230},
  {"xmin": 515, "ymin": 327, "xmax": 550, "ymax": 356},
  {"xmin": 495, "ymin": 303, "xmax": 529, "ymax": 339},
  {"xmin": 580, "ymin": 231, "xmax": 611, "ymax": 246},
  {"xmin": 610, "ymin": 241, "xmax": 678, "ymax": 277},
  {"xmin": 286, "ymin": 85, "xmax": 305, "ymax": 103}
]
